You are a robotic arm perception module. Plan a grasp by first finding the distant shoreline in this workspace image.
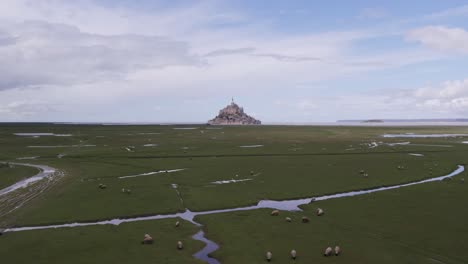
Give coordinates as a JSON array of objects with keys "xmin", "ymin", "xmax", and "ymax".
[
  {"xmin": 337, "ymin": 118, "xmax": 468, "ymax": 123},
  {"xmin": 1, "ymin": 121, "xmax": 468, "ymax": 127}
]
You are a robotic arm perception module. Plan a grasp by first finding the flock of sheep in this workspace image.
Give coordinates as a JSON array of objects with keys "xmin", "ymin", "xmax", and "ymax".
[
  {"xmin": 141, "ymin": 221, "xmax": 184, "ymax": 250},
  {"xmin": 268, "ymin": 207, "xmax": 341, "ymax": 260},
  {"xmin": 266, "ymin": 245, "xmax": 340, "ymax": 261},
  {"xmin": 97, "ymin": 184, "xmax": 133, "ymax": 194}
]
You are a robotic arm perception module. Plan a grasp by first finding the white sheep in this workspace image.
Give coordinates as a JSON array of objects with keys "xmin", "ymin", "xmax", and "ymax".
[
  {"xmin": 266, "ymin": 251, "xmax": 272, "ymax": 262},
  {"xmin": 177, "ymin": 241, "xmax": 183, "ymax": 250},
  {"xmin": 142, "ymin": 234, "xmax": 153, "ymax": 244},
  {"xmin": 334, "ymin": 246, "xmax": 341, "ymax": 256},
  {"xmin": 324, "ymin": 247, "xmax": 332, "ymax": 256},
  {"xmin": 316, "ymin": 208, "xmax": 324, "ymax": 216},
  {"xmin": 271, "ymin": 210, "xmax": 279, "ymax": 216},
  {"xmin": 285, "ymin": 217, "xmax": 292, "ymax": 222},
  {"xmin": 290, "ymin": 249, "xmax": 297, "ymax": 259},
  {"xmin": 175, "ymin": 221, "xmax": 180, "ymax": 227},
  {"xmin": 302, "ymin": 216, "xmax": 310, "ymax": 223}
]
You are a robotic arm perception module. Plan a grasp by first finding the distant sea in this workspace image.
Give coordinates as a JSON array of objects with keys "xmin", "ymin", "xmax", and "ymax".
[{"xmin": 1, "ymin": 120, "xmax": 467, "ymax": 127}]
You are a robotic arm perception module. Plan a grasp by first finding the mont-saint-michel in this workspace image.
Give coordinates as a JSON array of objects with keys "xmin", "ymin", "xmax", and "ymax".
[{"xmin": 208, "ymin": 99, "xmax": 261, "ymax": 125}]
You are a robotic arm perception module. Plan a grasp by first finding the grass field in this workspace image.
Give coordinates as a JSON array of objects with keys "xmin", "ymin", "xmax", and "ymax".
[{"xmin": 1, "ymin": 123, "xmax": 468, "ymax": 263}]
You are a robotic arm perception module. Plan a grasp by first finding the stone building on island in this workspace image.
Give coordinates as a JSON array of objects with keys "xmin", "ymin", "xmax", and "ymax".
[{"xmin": 208, "ymin": 99, "xmax": 261, "ymax": 125}]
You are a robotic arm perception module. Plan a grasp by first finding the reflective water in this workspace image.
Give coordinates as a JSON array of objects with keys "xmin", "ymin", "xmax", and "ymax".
[
  {"xmin": 118, "ymin": 169, "xmax": 186, "ymax": 179},
  {"xmin": 192, "ymin": 231, "xmax": 220, "ymax": 264},
  {"xmin": 27, "ymin": 145, "xmax": 96, "ymax": 148},
  {"xmin": 211, "ymin": 179, "xmax": 253, "ymax": 184},
  {"xmin": 383, "ymin": 134, "xmax": 468, "ymax": 138},
  {"xmin": 0, "ymin": 163, "xmax": 56, "ymax": 196},
  {"xmin": 14, "ymin": 133, "xmax": 72, "ymax": 137}
]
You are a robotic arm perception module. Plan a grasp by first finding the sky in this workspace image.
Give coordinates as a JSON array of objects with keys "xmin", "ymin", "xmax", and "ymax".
[{"xmin": 1, "ymin": 0, "xmax": 468, "ymax": 123}]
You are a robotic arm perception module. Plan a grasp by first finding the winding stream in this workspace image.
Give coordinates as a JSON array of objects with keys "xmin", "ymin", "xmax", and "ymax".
[
  {"xmin": 0, "ymin": 163, "xmax": 57, "ymax": 197},
  {"xmin": 192, "ymin": 231, "xmax": 220, "ymax": 264},
  {"xmin": 2, "ymin": 165, "xmax": 465, "ymax": 264}
]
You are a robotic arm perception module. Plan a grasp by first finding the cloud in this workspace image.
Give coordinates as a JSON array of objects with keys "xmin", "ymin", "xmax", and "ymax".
[
  {"xmin": 0, "ymin": 100, "xmax": 55, "ymax": 118},
  {"xmin": 203, "ymin": 47, "xmax": 255, "ymax": 57},
  {"xmin": 383, "ymin": 79, "xmax": 468, "ymax": 116},
  {"xmin": 406, "ymin": 26, "xmax": 468, "ymax": 54},
  {"xmin": 0, "ymin": 31, "xmax": 16, "ymax": 46},
  {"xmin": 276, "ymin": 78, "xmax": 468, "ymax": 121},
  {"xmin": 0, "ymin": 21, "xmax": 199, "ymax": 91},
  {"xmin": 253, "ymin": 53, "xmax": 322, "ymax": 62}
]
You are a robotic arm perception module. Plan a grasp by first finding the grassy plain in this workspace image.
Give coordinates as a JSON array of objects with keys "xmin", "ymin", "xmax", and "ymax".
[{"xmin": 0, "ymin": 123, "xmax": 467, "ymax": 263}]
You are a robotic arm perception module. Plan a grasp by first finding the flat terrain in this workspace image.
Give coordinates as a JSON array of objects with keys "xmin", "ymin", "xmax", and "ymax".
[{"xmin": 0, "ymin": 123, "xmax": 467, "ymax": 263}]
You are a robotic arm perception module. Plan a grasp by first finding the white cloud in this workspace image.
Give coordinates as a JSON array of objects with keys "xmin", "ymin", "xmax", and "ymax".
[
  {"xmin": 276, "ymin": 79, "xmax": 468, "ymax": 121},
  {"xmin": 406, "ymin": 26, "xmax": 468, "ymax": 54},
  {"xmin": 0, "ymin": 20, "xmax": 199, "ymax": 91},
  {"xmin": 411, "ymin": 79, "xmax": 468, "ymax": 113}
]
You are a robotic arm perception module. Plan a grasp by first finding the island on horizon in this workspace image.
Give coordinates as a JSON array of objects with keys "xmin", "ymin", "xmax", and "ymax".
[{"xmin": 208, "ymin": 99, "xmax": 261, "ymax": 125}]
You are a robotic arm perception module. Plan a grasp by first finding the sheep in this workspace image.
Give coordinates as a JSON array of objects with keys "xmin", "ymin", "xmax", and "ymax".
[
  {"xmin": 250, "ymin": 171, "xmax": 254, "ymax": 175},
  {"xmin": 98, "ymin": 184, "xmax": 107, "ymax": 189},
  {"xmin": 175, "ymin": 221, "xmax": 180, "ymax": 227},
  {"xmin": 177, "ymin": 241, "xmax": 183, "ymax": 250},
  {"xmin": 461, "ymin": 178, "xmax": 465, "ymax": 183},
  {"xmin": 334, "ymin": 246, "xmax": 341, "ymax": 256},
  {"xmin": 324, "ymin": 247, "xmax": 333, "ymax": 256},
  {"xmin": 271, "ymin": 210, "xmax": 279, "ymax": 216},
  {"xmin": 302, "ymin": 216, "xmax": 310, "ymax": 223},
  {"xmin": 359, "ymin": 170, "xmax": 365, "ymax": 174},
  {"xmin": 285, "ymin": 217, "xmax": 292, "ymax": 222},
  {"xmin": 316, "ymin": 208, "xmax": 324, "ymax": 216},
  {"xmin": 141, "ymin": 234, "xmax": 153, "ymax": 244},
  {"xmin": 266, "ymin": 251, "xmax": 272, "ymax": 262},
  {"xmin": 290, "ymin": 249, "xmax": 297, "ymax": 260}
]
